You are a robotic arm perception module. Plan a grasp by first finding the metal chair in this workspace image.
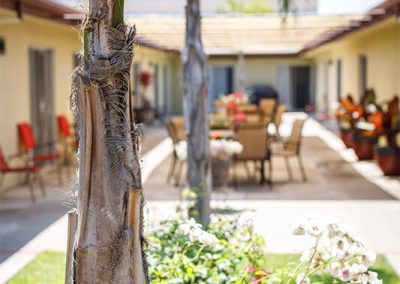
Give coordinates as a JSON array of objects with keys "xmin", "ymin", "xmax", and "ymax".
[
  {"xmin": 234, "ymin": 122, "xmax": 272, "ymax": 186},
  {"xmin": 57, "ymin": 115, "xmax": 78, "ymax": 174},
  {"xmin": 163, "ymin": 117, "xmax": 186, "ymax": 186},
  {"xmin": 270, "ymin": 104, "xmax": 287, "ymax": 139},
  {"xmin": 0, "ymin": 146, "xmax": 45, "ymax": 201},
  {"xmin": 259, "ymin": 98, "xmax": 277, "ymax": 124},
  {"xmin": 272, "ymin": 118, "xmax": 307, "ymax": 181},
  {"xmin": 17, "ymin": 122, "xmax": 64, "ymax": 185}
]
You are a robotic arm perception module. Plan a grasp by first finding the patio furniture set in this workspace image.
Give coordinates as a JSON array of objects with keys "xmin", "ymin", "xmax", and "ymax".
[
  {"xmin": 0, "ymin": 115, "xmax": 77, "ymax": 201},
  {"xmin": 164, "ymin": 94, "xmax": 307, "ymax": 189},
  {"xmin": 336, "ymin": 91, "xmax": 400, "ymax": 176}
]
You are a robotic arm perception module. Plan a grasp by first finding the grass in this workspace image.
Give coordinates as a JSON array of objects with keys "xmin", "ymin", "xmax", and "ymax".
[
  {"xmin": 7, "ymin": 252, "xmax": 400, "ymax": 283},
  {"xmin": 7, "ymin": 251, "xmax": 65, "ymax": 284},
  {"xmin": 264, "ymin": 254, "xmax": 400, "ymax": 284}
]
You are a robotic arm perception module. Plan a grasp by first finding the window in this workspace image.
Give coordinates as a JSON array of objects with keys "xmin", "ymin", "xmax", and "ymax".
[
  {"xmin": 337, "ymin": 59, "xmax": 342, "ymax": 100},
  {"xmin": 359, "ymin": 55, "xmax": 367, "ymax": 97}
]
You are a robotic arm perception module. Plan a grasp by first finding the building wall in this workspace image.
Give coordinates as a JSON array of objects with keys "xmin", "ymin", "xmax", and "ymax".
[
  {"xmin": 132, "ymin": 45, "xmax": 181, "ymax": 115},
  {"xmin": 305, "ymin": 17, "xmax": 400, "ymax": 114},
  {"xmin": 208, "ymin": 56, "xmax": 313, "ymax": 109},
  {"xmin": 0, "ymin": 9, "xmax": 80, "ymax": 188}
]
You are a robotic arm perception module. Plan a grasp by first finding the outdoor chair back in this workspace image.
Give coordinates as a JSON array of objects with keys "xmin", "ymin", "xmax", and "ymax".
[
  {"xmin": 163, "ymin": 118, "xmax": 186, "ymax": 186},
  {"xmin": 17, "ymin": 123, "xmax": 37, "ymax": 150},
  {"xmin": 170, "ymin": 116, "xmax": 186, "ymax": 142},
  {"xmin": 17, "ymin": 122, "xmax": 63, "ymax": 185},
  {"xmin": 271, "ymin": 118, "xmax": 307, "ymax": 182},
  {"xmin": 273, "ymin": 104, "xmax": 287, "ymax": 138},
  {"xmin": 286, "ymin": 119, "xmax": 306, "ymax": 154},
  {"xmin": 274, "ymin": 104, "xmax": 287, "ymax": 128},
  {"xmin": 235, "ymin": 122, "xmax": 269, "ymax": 161},
  {"xmin": 260, "ymin": 99, "xmax": 277, "ymax": 123},
  {"xmin": 57, "ymin": 115, "xmax": 72, "ymax": 138},
  {"xmin": 164, "ymin": 119, "xmax": 180, "ymax": 145}
]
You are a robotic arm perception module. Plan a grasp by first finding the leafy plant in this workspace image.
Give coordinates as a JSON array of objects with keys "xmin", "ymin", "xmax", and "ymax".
[{"xmin": 147, "ymin": 213, "xmax": 266, "ymax": 283}]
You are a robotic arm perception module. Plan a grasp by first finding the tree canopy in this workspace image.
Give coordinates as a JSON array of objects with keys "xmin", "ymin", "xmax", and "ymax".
[{"xmin": 218, "ymin": 0, "xmax": 273, "ymax": 14}]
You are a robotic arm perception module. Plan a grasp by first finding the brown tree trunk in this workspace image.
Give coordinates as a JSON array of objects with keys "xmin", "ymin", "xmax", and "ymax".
[
  {"xmin": 183, "ymin": 0, "xmax": 211, "ymax": 226},
  {"xmin": 65, "ymin": 0, "xmax": 147, "ymax": 283}
]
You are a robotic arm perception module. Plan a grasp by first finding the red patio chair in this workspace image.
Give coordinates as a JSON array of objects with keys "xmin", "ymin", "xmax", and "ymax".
[
  {"xmin": 0, "ymin": 146, "xmax": 45, "ymax": 201},
  {"xmin": 17, "ymin": 122, "xmax": 63, "ymax": 185},
  {"xmin": 57, "ymin": 115, "xmax": 78, "ymax": 172}
]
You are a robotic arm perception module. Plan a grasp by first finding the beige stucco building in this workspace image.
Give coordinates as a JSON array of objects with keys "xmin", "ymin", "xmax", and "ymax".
[{"xmin": 0, "ymin": 0, "xmax": 399, "ymax": 189}]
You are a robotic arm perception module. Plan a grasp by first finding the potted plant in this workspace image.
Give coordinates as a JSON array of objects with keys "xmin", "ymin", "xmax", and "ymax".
[
  {"xmin": 375, "ymin": 96, "xmax": 400, "ymax": 175},
  {"xmin": 210, "ymin": 138, "xmax": 243, "ymax": 188},
  {"xmin": 335, "ymin": 95, "xmax": 362, "ymax": 148},
  {"xmin": 350, "ymin": 89, "xmax": 383, "ymax": 160}
]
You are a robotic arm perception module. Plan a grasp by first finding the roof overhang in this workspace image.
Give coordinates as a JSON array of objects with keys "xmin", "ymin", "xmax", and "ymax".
[
  {"xmin": 0, "ymin": 0, "xmax": 80, "ymax": 25},
  {"xmin": 300, "ymin": 0, "xmax": 400, "ymax": 54}
]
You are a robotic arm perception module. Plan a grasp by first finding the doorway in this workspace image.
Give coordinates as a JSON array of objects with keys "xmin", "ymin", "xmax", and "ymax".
[
  {"xmin": 291, "ymin": 66, "xmax": 311, "ymax": 110},
  {"xmin": 208, "ymin": 66, "xmax": 234, "ymax": 110},
  {"xmin": 29, "ymin": 48, "xmax": 55, "ymax": 148}
]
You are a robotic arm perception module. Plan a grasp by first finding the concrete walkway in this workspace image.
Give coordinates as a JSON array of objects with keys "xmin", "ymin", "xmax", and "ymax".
[{"xmin": 0, "ymin": 114, "xmax": 399, "ymax": 283}]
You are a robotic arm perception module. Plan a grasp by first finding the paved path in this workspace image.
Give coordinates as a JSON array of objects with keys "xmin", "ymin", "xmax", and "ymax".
[{"xmin": 1, "ymin": 114, "xmax": 399, "ymax": 283}]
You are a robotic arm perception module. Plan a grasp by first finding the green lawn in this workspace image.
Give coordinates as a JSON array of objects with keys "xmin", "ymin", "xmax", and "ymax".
[{"xmin": 7, "ymin": 252, "xmax": 400, "ymax": 283}]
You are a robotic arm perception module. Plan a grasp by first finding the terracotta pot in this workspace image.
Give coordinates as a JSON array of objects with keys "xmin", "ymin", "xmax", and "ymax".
[
  {"xmin": 351, "ymin": 132, "xmax": 377, "ymax": 160},
  {"xmin": 339, "ymin": 128, "xmax": 352, "ymax": 148},
  {"xmin": 212, "ymin": 158, "xmax": 231, "ymax": 188},
  {"xmin": 375, "ymin": 147, "xmax": 400, "ymax": 176}
]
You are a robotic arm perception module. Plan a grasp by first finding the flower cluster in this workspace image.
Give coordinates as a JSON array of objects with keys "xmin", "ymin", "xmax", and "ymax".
[
  {"xmin": 291, "ymin": 217, "xmax": 382, "ymax": 284},
  {"xmin": 174, "ymin": 139, "xmax": 243, "ymax": 161},
  {"xmin": 210, "ymin": 139, "xmax": 243, "ymax": 160},
  {"xmin": 178, "ymin": 218, "xmax": 219, "ymax": 246},
  {"xmin": 147, "ymin": 213, "xmax": 265, "ymax": 284},
  {"xmin": 220, "ymin": 91, "xmax": 249, "ymax": 106}
]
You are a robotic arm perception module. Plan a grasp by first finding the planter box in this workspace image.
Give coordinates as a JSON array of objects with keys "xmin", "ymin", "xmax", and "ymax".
[
  {"xmin": 375, "ymin": 147, "xmax": 400, "ymax": 176},
  {"xmin": 351, "ymin": 132, "xmax": 377, "ymax": 160},
  {"xmin": 339, "ymin": 128, "xmax": 352, "ymax": 148},
  {"xmin": 212, "ymin": 158, "xmax": 231, "ymax": 188}
]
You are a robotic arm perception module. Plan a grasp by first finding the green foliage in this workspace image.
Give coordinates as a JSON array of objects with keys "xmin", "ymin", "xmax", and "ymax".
[
  {"xmin": 147, "ymin": 215, "xmax": 266, "ymax": 283},
  {"xmin": 218, "ymin": 0, "xmax": 273, "ymax": 14},
  {"xmin": 7, "ymin": 251, "xmax": 400, "ymax": 283},
  {"xmin": 7, "ymin": 251, "xmax": 65, "ymax": 284}
]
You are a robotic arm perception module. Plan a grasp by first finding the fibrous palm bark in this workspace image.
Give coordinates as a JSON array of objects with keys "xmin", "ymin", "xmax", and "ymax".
[
  {"xmin": 65, "ymin": 0, "xmax": 147, "ymax": 283},
  {"xmin": 183, "ymin": 0, "xmax": 211, "ymax": 226}
]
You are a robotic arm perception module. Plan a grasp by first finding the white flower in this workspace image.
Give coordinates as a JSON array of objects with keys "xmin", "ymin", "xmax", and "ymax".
[
  {"xmin": 367, "ymin": 271, "xmax": 382, "ymax": 284},
  {"xmin": 296, "ymin": 273, "xmax": 311, "ymax": 284},
  {"xmin": 292, "ymin": 223, "xmax": 306, "ymax": 236},
  {"xmin": 350, "ymin": 263, "xmax": 368, "ymax": 275},
  {"xmin": 178, "ymin": 218, "xmax": 202, "ymax": 235},
  {"xmin": 210, "ymin": 139, "xmax": 243, "ymax": 159},
  {"xmin": 338, "ymin": 266, "xmax": 353, "ymax": 282},
  {"xmin": 328, "ymin": 261, "xmax": 342, "ymax": 278},
  {"xmin": 306, "ymin": 220, "xmax": 325, "ymax": 238},
  {"xmin": 179, "ymin": 218, "xmax": 219, "ymax": 246},
  {"xmin": 237, "ymin": 212, "xmax": 254, "ymax": 228},
  {"xmin": 360, "ymin": 250, "xmax": 377, "ymax": 267}
]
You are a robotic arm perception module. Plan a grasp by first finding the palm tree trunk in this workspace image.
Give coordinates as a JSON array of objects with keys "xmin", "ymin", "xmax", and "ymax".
[
  {"xmin": 65, "ymin": 0, "xmax": 148, "ymax": 283},
  {"xmin": 183, "ymin": 0, "xmax": 211, "ymax": 226}
]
